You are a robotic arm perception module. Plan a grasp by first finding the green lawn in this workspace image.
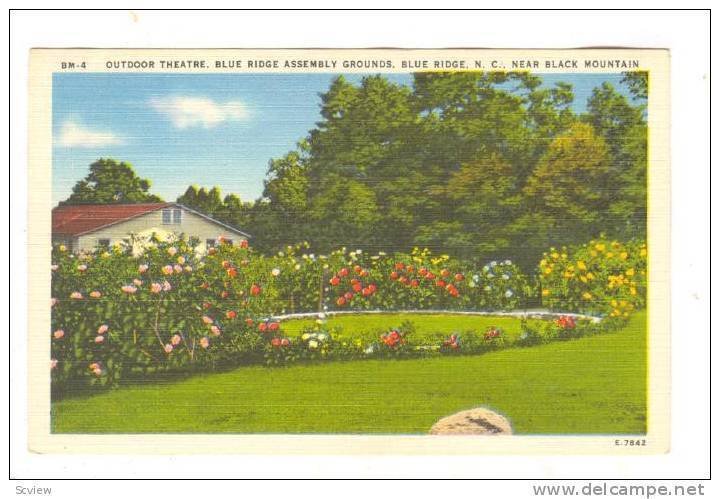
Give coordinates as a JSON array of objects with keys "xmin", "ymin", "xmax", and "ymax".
[
  {"xmin": 51, "ymin": 312, "xmax": 646, "ymax": 435},
  {"xmin": 281, "ymin": 312, "xmax": 545, "ymax": 343}
]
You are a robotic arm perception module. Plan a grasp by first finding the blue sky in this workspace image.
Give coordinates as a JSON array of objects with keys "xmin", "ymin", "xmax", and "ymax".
[{"xmin": 52, "ymin": 72, "xmax": 629, "ymax": 206}]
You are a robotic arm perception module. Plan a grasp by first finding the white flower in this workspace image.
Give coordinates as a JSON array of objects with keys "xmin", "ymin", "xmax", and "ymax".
[
  {"xmin": 504, "ymin": 259, "xmax": 512, "ymax": 265},
  {"xmin": 484, "ymin": 285, "xmax": 492, "ymax": 292},
  {"xmin": 472, "ymin": 274, "xmax": 480, "ymax": 282},
  {"xmin": 364, "ymin": 345, "xmax": 375, "ymax": 354},
  {"xmin": 294, "ymin": 264, "xmax": 301, "ymax": 270},
  {"xmin": 309, "ymin": 253, "xmax": 315, "ymax": 260},
  {"xmin": 271, "ymin": 268, "xmax": 281, "ymax": 276},
  {"xmin": 278, "ymin": 251, "xmax": 285, "ymax": 257},
  {"xmin": 356, "ymin": 249, "xmax": 362, "ymax": 254},
  {"xmin": 308, "ymin": 340, "xmax": 319, "ymax": 349},
  {"xmin": 317, "ymin": 334, "xmax": 328, "ymax": 341},
  {"xmin": 468, "ymin": 281, "xmax": 476, "ymax": 288},
  {"xmin": 490, "ymin": 261, "xmax": 498, "ymax": 267},
  {"xmin": 505, "ymin": 290, "xmax": 514, "ymax": 298},
  {"xmin": 502, "ymin": 274, "xmax": 510, "ymax": 280},
  {"xmin": 378, "ymin": 251, "xmax": 387, "ymax": 256},
  {"xmin": 317, "ymin": 313, "xmax": 326, "ymax": 319},
  {"xmin": 323, "ymin": 264, "xmax": 329, "ymax": 269},
  {"xmin": 483, "ymin": 265, "xmax": 489, "ymax": 272}
]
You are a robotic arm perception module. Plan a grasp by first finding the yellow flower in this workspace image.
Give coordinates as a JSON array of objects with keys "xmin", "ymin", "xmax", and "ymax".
[
  {"xmin": 542, "ymin": 289, "xmax": 550, "ymax": 297},
  {"xmin": 582, "ymin": 292, "xmax": 593, "ymax": 300},
  {"xmin": 561, "ymin": 253, "xmax": 568, "ymax": 260},
  {"xmin": 595, "ymin": 243, "xmax": 606, "ymax": 252},
  {"xmin": 579, "ymin": 275, "xmax": 588, "ymax": 283},
  {"xmin": 544, "ymin": 267, "xmax": 552, "ymax": 275},
  {"xmin": 58, "ymin": 244, "xmax": 67, "ymax": 252},
  {"xmin": 626, "ymin": 268, "xmax": 635, "ymax": 276},
  {"xmin": 620, "ymin": 252, "xmax": 628, "ymax": 260},
  {"xmin": 551, "ymin": 252, "xmax": 559, "ymax": 260},
  {"xmin": 610, "ymin": 299, "xmax": 618, "ymax": 307},
  {"xmin": 606, "ymin": 252, "xmax": 614, "ymax": 259},
  {"xmin": 577, "ymin": 261, "xmax": 586, "ymax": 271},
  {"xmin": 590, "ymin": 250, "xmax": 598, "ymax": 257},
  {"xmin": 586, "ymin": 272, "xmax": 595, "ymax": 280},
  {"xmin": 540, "ymin": 259, "xmax": 547, "ymax": 267},
  {"xmin": 630, "ymin": 287, "xmax": 637, "ymax": 296}
]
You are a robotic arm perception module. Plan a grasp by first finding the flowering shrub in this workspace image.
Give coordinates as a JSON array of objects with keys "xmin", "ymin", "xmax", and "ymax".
[{"xmin": 538, "ymin": 237, "xmax": 647, "ymax": 316}]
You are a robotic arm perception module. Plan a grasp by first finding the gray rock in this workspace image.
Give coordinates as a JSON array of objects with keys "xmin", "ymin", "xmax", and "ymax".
[{"xmin": 429, "ymin": 407, "xmax": 513, "ymax": 435}]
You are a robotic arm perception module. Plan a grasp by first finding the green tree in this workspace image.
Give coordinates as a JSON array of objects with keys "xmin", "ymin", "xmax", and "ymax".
[
  {"xmin": 520, "ymin": 122, "xmax": 613, "ymax": 250},
  {"xmin": 60, "ymin": 158, "xmax": 163, "ymax": 205}
]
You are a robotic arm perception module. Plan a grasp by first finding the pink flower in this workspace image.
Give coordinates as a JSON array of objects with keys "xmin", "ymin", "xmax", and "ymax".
[
  {"xmin": 138, "ymin": 264, "xmax": 149, "ymax": 273},
  {"xmin": 150, "ymin": 282, "xmax": 162, "ymax": 294},
  {"xmin": 77, "ymin": 264, "xmax": 87, "ymax": 272},
  {"xmin": 51, "ymin": 264, "xmax": 58, "ymax": 271},
  {"xmin": 133, "ymin": 278, "xmax": 143, "ymax": 286},
  {"xmin": 89, "ymin": 291, "xmax": 102, "ymax": 298},
  {"xmin": 167, "ymin": 247, "xmax": 178, "ymax": 256},
  {"xmin": 164, "ymin": 344, "xmax": 173, "ymax": 353},
  {"xmin": 174, "ymin": 264, "xmax": 183, "ymax": 274},
  {"xmin": 88, "ymin": 362, "xmax": 100, "ymax": 371},
  {"xmin": 210, "ymin": 325, "xmax": 221, "ymax": 336},
  {"xmin": 53, "ymin": 329, "xmax": 64, "ymax": 340},
  {"xmin": 50, "ymin": 359, "xmax": 58, "ymax": 370},
  {"xmin": 97, "ymin": 324, "xmax": 109, "ymax": 334},
  {"xmin": 162, "ymin": 280, "xmax": 172, "ymax": 292},
  {"xmin": 171, "ymin": 334, "xmax": 182, "ymax": 346},
  {"xmin": 93, "ymin": 367, "xmax": 103, "ymax": 376},
  {"xmin": 121, "ymin": 285, "xmax": 138, "ymax": 294},
  {"xmin": 162, "ymin": 265, "xmax": 174, "ymax": 275},
  {"xmin": 200, "ymin": 337, "xmax": 210, "ymax": 349},
  {"xmin": 70, "ymin": 292, "xmax": 83, "ymax": 300},
  {"xmin": 51, "ymin": 297, "xmax": 58, "ymax": 307},
  {"xmin": 202, "ymin": 315, "xmax": 213, "ymax": 325},
  {"xmin": 94, "ymin": 335, "xmax": 105, "ymax": 344}
]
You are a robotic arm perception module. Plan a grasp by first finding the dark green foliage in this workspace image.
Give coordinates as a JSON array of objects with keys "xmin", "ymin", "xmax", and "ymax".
[{"xmin": 60, "ymin": 158, "xmax": 163, "ymax": 205}]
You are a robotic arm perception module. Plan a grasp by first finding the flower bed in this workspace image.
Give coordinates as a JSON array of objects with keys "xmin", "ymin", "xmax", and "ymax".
[{"xmin": 50, "ymin": 235, "xmax": 644, "ymax": 395}]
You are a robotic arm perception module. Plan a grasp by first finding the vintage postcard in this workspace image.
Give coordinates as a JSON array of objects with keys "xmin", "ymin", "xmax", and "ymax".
[{"xmin": 27, "ymin": 48, "xmax": 670, "ymax": 454}]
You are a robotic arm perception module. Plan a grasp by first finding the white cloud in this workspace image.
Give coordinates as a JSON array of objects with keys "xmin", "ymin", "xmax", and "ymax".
[
  {"xmin": 56, "ymin": 121, "xmax": 123, "ymax": 148},
  {"xmin": 150, "ymin": 96, "xmax": 249, "ymax": 129}
]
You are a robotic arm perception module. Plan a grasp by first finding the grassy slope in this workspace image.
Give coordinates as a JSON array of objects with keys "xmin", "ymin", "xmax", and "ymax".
[
  {"xmin": 52, "ymin": 312, "xmax": 646, "ymax": 435},
  {"xmin": 281, "ymin": 313, "xmax": 544, "ymax": 342}
]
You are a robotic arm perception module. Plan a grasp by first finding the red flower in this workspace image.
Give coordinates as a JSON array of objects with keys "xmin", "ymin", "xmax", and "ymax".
[
  {"xmin": 239, "ymin": 240, "xmax": 249, "ymax": 249},
  {"xmin": 281, "ymin": 338, "xmax": 290, "ymax": 347},
  {"xmin": 221, "ymin": 260, "xmax": 231, "ymax": 269},
  {"xmin": 271, "ymin": 337, "xmax": 281, "ymax": 347},
  {"xmin": 352, "ymin": 282, "xmax": 362, "ymax": 292},
  {"xmin": 484, "ymin": 328, "xmax": 501, "ymax": 340},
  {"xmin": 245, "ymin": 318, "xmax": 254, "ymax": 326},
  {"xmin": 344, "ymin": 291, "xmax": 354, "ymax": 301},
  {"xmin": 410, "ymin": 279, "xmax": 419, "ymax": 288},
  {"xmin": 339, "ymin": 268, "xmax": 349, "ymax": 277},
  {"xmin": 394, "ymin": 262, "xmax": 405, "ymax": 270},
  {"xmin": 425, "ymin": 272, "xmax": 436, "ymax": 280},
  {"xmin": 258, "ymin": 322, "xmax": 267, "ymax": 332},
  {"xmin": 227, "ymin": 267, "xmax": 237, "ymax": 278},
  {"xmin": 454, "ymin": 273, "xmax": 464, "ymax": 282},
  {"xmin": 354, "ymin": 265, "xmax": 363, "ymax": 274},
  {"xmin": 390, "ymin": 271, "xmax": 399, "ymax": 280},
  {"xmin": 418, "ymin": 267, "xmax": 428, "ymax": 277},
  {"xmin": 225, "ymin": 310, "xmax": 237, "ymax": 320},
  {"xmin": 268, "ymin": 321, "xmax": 280, "ymax": 331},
  {"xmin": 329, "ymin": 276, "xmax": 341, "ymax": 286},
  {"xmin": 441, "ymin": 269, "xmax": 450, "ymax": 278},
  {"xmin": 250, "ymin": 284, "xmax": 261, "ymax": 296},
  {"xmin": 220, "ymin": 290, "xmax": 229, "ymax": 299},
  {"xmin": 336, "ymin": 296, "xmax": 346, "ymax": 306}
]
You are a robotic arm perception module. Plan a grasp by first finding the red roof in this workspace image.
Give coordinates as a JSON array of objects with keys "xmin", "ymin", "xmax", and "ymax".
[{"xmin": 52, "ymin": 203, "xmax": 173, "ymax": 237}]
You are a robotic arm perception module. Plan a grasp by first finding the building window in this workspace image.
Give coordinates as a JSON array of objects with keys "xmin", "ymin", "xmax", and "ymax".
[
  {"xmin": 98, "ymin": 239, "xmax": 111, "ymax": 248},
  {"xmin": 206, "ymin": 239, "xmax": 216, "ymax": 250},
  {"xmin": 163, "ymin": 208, "xmax": 182, "ymax": 224}
]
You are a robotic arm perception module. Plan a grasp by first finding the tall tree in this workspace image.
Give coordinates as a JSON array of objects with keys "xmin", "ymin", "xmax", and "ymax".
[{"xmin": 60, "ymin": 158, "xmax": 162, "ymax": 205}]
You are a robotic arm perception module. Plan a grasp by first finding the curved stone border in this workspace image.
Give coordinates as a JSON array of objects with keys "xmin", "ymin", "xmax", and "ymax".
[{"xmin": 271, "ymin": 308, "xmax": 602, "ymax": 323}]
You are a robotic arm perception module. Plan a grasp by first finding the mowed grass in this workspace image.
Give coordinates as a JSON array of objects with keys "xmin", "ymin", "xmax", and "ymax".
[
  {"xmin": 51, "ymin": 312, "xmax": 646, "ymax": 435},
  {"xmin": 281, "ymin": 313, "xmax": 545, "ymax": 343}
]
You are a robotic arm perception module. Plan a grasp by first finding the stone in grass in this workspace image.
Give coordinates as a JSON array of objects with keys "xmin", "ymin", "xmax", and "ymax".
[{"xmin": 429, "ymin": 407, "xmax": 513, "ymax": 435}]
